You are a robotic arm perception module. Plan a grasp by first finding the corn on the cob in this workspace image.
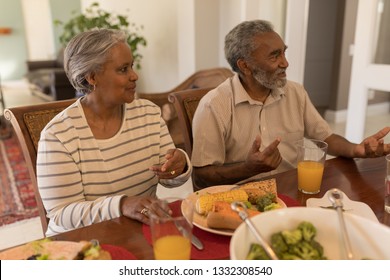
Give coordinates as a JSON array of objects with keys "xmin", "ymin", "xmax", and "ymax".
[{"xmin": 195, "ymin": 189, "xmax": 248, "ymax": 215}]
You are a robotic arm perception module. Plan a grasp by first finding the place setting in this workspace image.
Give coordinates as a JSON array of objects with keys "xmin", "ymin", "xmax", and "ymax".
[
  {"xmin": 142, "ymin": 177, "xmax": 302, "ymax": 260},
  {"xmin": 142, "ymin": 197, "xmax": 232, "ymax": 260}
]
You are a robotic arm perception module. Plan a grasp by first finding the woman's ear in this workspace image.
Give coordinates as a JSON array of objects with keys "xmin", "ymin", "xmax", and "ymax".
[
  {"xmin": 85, "ymin": 72, "xmax": 96, "ymax": 87},
  {"xmin": 237, "ymin": 59, "xmax": 252, "ymax": 76}
]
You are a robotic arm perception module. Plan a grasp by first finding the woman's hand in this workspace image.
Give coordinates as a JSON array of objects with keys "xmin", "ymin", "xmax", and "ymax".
[
  {"xmin": 149, "ymin": 149, "xmax": 187, "ymax": 179},
  {"xmin": 120, "ymin": 196, "xmax": 170, "ymax": 225}
]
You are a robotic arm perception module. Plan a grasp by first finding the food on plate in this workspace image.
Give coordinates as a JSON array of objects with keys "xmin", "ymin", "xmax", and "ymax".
[
  {"xmin": 206, "ymin": 201, "xmax": 261, "ymax": 230},
  {"xmin": 246, "ymin": 221, "xmax": 327, "ymax": 260},
  {"xmin": 239, "ymin": 178, "xmax": 277, "ymax": 204},
  {"xmin": 193, "ymin": 179, "xmax": 284, "ymax": 231},
  {"xmin": 195, "ymin": 189, "xmax": 248, "ymax": 215},
  {"xmin": 0, "ymin": 238, "xmax": 111, "ymax": 260},
  {"xmin": 255, "ymin": 193, "xmax": 282, "ymax": 212}
]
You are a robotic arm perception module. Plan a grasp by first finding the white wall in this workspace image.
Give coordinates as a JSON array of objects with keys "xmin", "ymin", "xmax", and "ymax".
[
  {"xmin": 284, "ymin": 0, "xmax": 309, "ymax": 84},
  {"xmin": 177, "ymin": 0, "xmax": 196, "ymax": 81},
  {"xmin": 82, "ymin": 0, "xmax": 179, "ymax": 92},
  {"xmin": 83, "ymin": 0, "xmax": 289, "ymax": 92},
  {"xmin": 258, "ymin": 0, "xmax": 286, "ymax": 37},
  {"xmin": 22, "ymin": 0, "xmax": 55, "ymax": 60},
  {"xmin": 23, "ymin": 0, "xmax": 289, "ymax": 92}
]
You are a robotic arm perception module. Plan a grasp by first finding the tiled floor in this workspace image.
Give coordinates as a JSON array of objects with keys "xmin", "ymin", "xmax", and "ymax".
[{"xmin": 0, "ymin": 80, "xmax": 389, "ymax": 251}]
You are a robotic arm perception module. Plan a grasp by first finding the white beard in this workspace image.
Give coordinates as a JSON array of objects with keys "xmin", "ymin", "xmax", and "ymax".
[{"xmin": 252, "ymin": 67, "xmax": 287, "ymax": 89}]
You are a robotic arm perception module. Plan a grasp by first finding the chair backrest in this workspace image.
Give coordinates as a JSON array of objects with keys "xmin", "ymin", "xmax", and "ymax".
[
  {"xmin": 4, "ymin": 99, "xmax": 75, "ymax": 234},
  {"xmin": 168, "ymin": 88, "xmax": 212, "ymax": 158},
  {"xmin": 137, "ymin": 67, "xmax": 233, "ymax": 149}
]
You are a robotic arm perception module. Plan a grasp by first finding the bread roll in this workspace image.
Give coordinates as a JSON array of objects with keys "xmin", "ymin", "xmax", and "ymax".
[
  {"xmin": 206, "ymin": 201, "xmax": 260, "ymax": 230},
  {"xmin": 239, "ymin": 178, "xmax": 277, "ymax": 204}
]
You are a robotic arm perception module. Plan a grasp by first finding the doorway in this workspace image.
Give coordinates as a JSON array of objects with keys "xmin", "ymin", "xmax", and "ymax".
[{"xmin": 303, "ymin": 0, "xmax": 345, "ymax": 111}]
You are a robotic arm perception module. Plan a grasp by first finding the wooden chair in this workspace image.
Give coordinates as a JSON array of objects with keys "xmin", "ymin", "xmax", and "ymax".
[
  {"xmin": 137, "ymin": 67, "xmax": 233, "ymax": 149},
  {"xmin": 4, "ymin": 99, "xmax": 75, "ymax": 234},
  {"xmin": 168, "ymin": 88, "xmax": 212, "ymax": 158}
]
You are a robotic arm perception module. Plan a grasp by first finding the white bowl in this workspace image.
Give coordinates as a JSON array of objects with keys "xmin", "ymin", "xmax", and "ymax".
[{"xmin": 230, "ymin": 207, "xmax": 390, "ymax": 260}]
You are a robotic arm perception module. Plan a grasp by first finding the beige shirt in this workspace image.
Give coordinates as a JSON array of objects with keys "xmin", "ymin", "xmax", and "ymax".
[{"xmin": 191, "ymin": 74, "xmax": 332, "ymax": 182}]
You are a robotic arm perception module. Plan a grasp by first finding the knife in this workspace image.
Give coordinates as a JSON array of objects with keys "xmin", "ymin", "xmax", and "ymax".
[
  {"xmin": 161, "ymin": 209, "xmax": 204, "ymax": 251},
  {"xmin": 176, "ymin": 222, "xmax": 204, "ymax": 251}
]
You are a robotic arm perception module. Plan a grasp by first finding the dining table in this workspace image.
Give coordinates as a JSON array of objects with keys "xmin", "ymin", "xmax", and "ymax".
[{"xmin": 50, "ymin": 156, "xmax": 388, "ymax": 260}]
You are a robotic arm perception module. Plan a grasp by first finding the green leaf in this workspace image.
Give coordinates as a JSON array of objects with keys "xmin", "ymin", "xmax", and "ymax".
[{"xmin": 54, "ymin": 2, "xmax": 146, "ymax": 69}]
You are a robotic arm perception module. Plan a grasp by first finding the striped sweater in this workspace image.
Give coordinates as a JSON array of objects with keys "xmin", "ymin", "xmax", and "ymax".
[{"xmin": 37, "ymin": 98, "xmax": 191, "ymax": 236}]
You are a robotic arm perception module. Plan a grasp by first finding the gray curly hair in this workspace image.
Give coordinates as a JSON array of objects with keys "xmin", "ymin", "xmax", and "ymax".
[
  {"xmin": 224, "ymin": 20, "xmax": 274, "ymax": 73},
  {"xmin": 64, "ymin": 28, "xmax": 128, "ymax": 95}
]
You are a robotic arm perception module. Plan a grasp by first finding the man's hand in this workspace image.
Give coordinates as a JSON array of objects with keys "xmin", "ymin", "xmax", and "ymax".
[
  {"xmin": 245, "ymin": 135, "xmax": 282, "ymax": 173},
  {"xmin": 354, "ymin": 127, "xmax": 390, "ymax": 158}
]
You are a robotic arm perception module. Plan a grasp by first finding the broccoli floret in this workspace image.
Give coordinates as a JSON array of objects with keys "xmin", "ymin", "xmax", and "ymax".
[
  {"xmin": 308, "ymin": 239, "xmax": 326, "ymax": 259},
  {"xmin": 245, "ymin": 221, "xmax": 327, "ymax": 260},
  {"xmin": 298, "ymin": 221, "xmax": 317, "ymax": 241},
  {"xmin": 281, "ymin": 229, "xmax": 302, "ymax": 245},
  {"xmin": 246, "ymin": 243, "xmax": 271, "ymax": 260},
  {"xmin": 280, "ymin": 253, "xmax": 302, "ymax": 260},
  {"xmin": 256, "ymin": 193, "xmax": 276, "ymax": 212},
  {"xmin": 288, "ymin": 240, "xmax": 322, "ymax": 260},
  {"xmin": 264, "ymin": 202, "xmax": 282, "ymax": 212},
  {"xmin": 243, "ymin": 201, "xmax": 253, "ymax": 209},
  {"xmin": 270, "ymin": 233, "xmax": 288, "ymax": 256}
]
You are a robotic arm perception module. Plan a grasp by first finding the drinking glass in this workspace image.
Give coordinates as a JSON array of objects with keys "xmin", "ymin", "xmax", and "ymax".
[
  {"xmin": 296, "ymin": 139, "xmax": 328, "ymax": 194},
  {"xmin": 385, "ymin": 154, "xmax": 390, "ymax": 214},
  {"xmin": 150, "ymin": 197, "xmax": 194, "ymax": 260}
]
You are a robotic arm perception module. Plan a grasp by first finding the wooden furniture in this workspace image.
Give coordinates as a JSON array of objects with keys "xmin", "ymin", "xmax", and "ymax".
[
  {"xmin": 25, "ymin": 50, "xmax": 76, "ymax": 101},
  {"xmin": 0, "ymin": 73, "xmax": 12, "ymax": 139},
  {"xmin": 168, "ymin": 88, "xmax": 212, "ymax": 157},
  {"xmin": 3, "ymin": 99, "xmax": 75, "ymax": 234},
  {"xmin": 50, "ymin": 156, "xmax": 388, "ymax": 259},
  {"xmin": 137, "ymin": 67, "xmax": 233, "ymax": 149}
]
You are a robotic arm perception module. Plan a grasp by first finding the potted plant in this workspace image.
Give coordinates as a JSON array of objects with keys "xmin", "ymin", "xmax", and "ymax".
[{"xmin": 54, "ymin": 2, "xmax": 147, "ymax": 69}]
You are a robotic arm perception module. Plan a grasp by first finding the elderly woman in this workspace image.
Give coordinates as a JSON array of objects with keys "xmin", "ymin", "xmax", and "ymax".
[{"xmin": 37, "ymin": 28, "xmax": 191, "ymax": 236}]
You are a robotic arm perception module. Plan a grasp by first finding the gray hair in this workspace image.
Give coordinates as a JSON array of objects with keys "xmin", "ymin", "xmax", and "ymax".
[
  {"xmin": 224, "ymin": 20, "xmax": 274, "ymax": 73},
  {"xmin": 64, "ymin": 28, "xmax": 128, "ymax": 95}
]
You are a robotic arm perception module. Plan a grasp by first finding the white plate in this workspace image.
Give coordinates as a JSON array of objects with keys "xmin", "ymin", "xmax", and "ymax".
[
  {"xmin": 306, "ymin": 190, "xmax": 379, "ymax": 223},
  {"xmin": 185, "ymin": 185, "xmax": 287, "ymax": 236}
]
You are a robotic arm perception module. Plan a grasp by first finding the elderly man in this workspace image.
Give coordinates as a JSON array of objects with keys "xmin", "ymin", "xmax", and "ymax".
[{"xmin": 191, "ymin": 20, "xmax": 389, "ymax": 189}]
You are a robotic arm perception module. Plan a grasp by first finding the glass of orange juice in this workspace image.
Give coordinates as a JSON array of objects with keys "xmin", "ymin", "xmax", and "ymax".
[
  {"xmin": 150, "ymin": 197, "xmax": 194, "ymax": 260},
  {"xmin": 296, "ymin": 139, "xmax": 328, "ymax": 194}
]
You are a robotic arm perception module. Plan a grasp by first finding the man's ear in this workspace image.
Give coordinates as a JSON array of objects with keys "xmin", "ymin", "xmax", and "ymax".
[{"xmin": 237, "ymin": 59, "xmax": 252, "ymax": 76}]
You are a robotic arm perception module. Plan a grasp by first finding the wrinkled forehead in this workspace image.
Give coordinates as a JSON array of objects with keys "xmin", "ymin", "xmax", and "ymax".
[{"xmin": 252, "ymin": 32, "xmax": 287, "ymax": 54}]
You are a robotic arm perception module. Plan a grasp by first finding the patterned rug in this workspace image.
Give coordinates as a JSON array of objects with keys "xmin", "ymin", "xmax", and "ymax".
[{"xmin": 0, "ymin": 129, "xmax": 38, "ymax": 226}]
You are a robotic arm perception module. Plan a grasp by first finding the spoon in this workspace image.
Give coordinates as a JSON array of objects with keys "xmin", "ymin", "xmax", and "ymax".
[
  {"xmin": 231, "ymin": 201, "xmax": 278, "ymax": 260},
  {"xmin": 327, "ymin": 188, "xmax": 354, "ymax": 260}
]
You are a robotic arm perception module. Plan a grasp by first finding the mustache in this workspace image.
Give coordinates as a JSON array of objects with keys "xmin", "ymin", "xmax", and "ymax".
[{"xmin": 275, "ymin": 68, "xmax": 286, "ymax": 75}]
